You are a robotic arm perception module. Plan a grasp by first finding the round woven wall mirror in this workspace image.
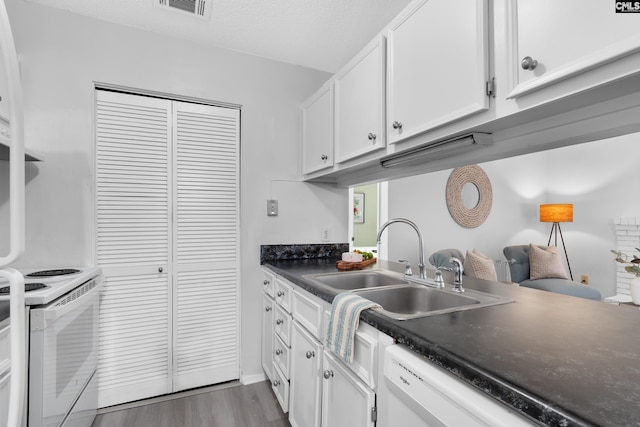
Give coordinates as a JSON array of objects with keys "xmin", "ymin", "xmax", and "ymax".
[{"xmin": 446, "ymin": 164, "xmax": 492, "ymax": 228}]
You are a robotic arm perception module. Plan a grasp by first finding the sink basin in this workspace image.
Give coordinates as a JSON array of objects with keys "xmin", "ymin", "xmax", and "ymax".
[
  {"xmin": 305, "ymin": 270, "xmax": 408, "ymax": 291},
  {"xmin": 352, "ymin": 284, "xmax": 514, "ymax": 320}
]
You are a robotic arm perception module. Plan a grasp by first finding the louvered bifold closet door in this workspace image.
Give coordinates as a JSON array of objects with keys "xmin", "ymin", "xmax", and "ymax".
[
  {"xmin": 95, "ymin": 90, "xmax": 172, "ymax": 408},
  {"xmin": 172, "ymin": 101, "xmax": 240, "ymax": 391}
]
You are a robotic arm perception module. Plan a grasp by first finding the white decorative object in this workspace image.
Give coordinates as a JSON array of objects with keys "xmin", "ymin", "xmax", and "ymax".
[{"xmin": 630, "ymin": 277, "xmax": 640, "ymax": 305}]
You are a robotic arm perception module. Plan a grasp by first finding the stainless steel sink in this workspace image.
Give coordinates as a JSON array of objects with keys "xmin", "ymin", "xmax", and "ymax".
[
  {"xmin": 305, "ymin": 270, "xmax": 408, "ymax": 291},
  {"xmin": 352, "ymin": 284, "xmax": 514, "ymax": 320}
]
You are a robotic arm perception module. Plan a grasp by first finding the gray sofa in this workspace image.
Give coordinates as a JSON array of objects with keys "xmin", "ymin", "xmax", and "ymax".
[{"xmin": 503, "ymin": 245, "xmax": 601, "ymax": 301}]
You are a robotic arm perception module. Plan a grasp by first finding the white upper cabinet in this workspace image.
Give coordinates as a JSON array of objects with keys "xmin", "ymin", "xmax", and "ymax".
[
  {"xmin": 334, "ymin": 35, "xmax": 386, "ymax": 163},
  {"xmin": 506, "ymin": 0, "xmax": 640, "ymax": 99},
  {"xmin": 302, "ymin": 84, "xmax": 333, "ymax": 174},
  {"xmin": 386, "ymin": 0, "xmax": 490, "ymax": 144}
]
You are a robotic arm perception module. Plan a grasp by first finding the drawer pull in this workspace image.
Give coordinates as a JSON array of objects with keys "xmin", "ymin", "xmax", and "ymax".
[
  {"xmin": 306, "ymin": 350, "xmax": 315, "ymax": 359},
  {"xmin": 323, "ymin": 370, "xmax": 334, "ymax": 379}
]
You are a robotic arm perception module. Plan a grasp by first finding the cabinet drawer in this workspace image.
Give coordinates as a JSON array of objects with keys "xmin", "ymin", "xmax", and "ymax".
[
  {"xmin": 273, "ymin": 334, "xmax": 291, "ymax": 380},
  {"xmin": 275, "ymin": 277, "xmax": 293, "ymax": 313},
  {"xmin": 271, "ymin": 362, "xmax": 290, "ymax": 413},
  {"xmin": 261, "ymin": 268, "xmax": 276, "ymax": 298},
  {"xmin": 292, "ymin": 289, "xmax": 324, "ymax": 340},
  {"xmin": 0, "ymin": 323, "xmax": 9, "ymax": 365},
  {"xmin": 274, "ymin": 304, "xmax": 292, "ymax": 346},
  {"xmin": 323, "ymin": 310, "xmax": 378, "ymax": 389}
]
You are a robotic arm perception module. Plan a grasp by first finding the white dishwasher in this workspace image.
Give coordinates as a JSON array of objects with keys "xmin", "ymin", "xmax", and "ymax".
[{"xmin": 383, "ymin": 345, "xmax": 534, "ymax": 427}]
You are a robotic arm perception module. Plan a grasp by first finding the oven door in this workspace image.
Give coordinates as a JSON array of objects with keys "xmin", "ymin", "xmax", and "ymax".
[{"xmin": 28, "ymin": 277, "xmax": 104, "ymax": 427}]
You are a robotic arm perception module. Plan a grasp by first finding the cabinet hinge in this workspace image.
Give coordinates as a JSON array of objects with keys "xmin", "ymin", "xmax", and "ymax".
[
  {"xmin": 371, "ymin": 406, "xmax": 377, "ymax": 422},
  {"xmin": 486, "ymin": 77, "xmax": 496, "ymax": 98}
]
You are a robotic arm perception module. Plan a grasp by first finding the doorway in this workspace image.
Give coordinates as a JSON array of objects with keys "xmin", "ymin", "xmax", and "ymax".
[{"xmin": 348, "ymin": 182, "xmax": 388, "ymax": 259}]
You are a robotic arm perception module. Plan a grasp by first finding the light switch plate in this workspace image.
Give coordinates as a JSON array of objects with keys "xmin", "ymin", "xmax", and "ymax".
[{"xmin": 267, "ymin": 199, "xmax": 278, "ymax": 216}]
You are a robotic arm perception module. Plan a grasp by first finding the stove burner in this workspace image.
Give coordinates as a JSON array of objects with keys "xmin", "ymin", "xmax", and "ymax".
[
  {"xmin": 26, "ymin": 269, "xmax": 81, "ymax": 277},
  {"xmin": 0, "ymin": 282, "xmax": 48, "ymax": 294}
]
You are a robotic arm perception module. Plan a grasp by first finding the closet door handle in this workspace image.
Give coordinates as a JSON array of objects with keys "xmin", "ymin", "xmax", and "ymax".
[
  {"xmin": 323, "ymin": 370, "xmax": 334, "ymax": 379},
  {"xmin": 306, "ymin": 351, "xmax": 315, "ymax": 359},
  {"xmin": 276, "ymin": 319, "xmax": 283, "ymax": 325},
  {"xmin": 158, "ymin": 267, "xmax": 163, "ymax": 273}
]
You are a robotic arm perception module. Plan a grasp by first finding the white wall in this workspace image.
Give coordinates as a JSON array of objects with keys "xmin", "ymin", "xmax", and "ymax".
[
  {"xmin": 0, "ymin": 0, "xmax": 347, "ymax": 381},
  {"xmin": 386, "ymin": 132, "xmax": 640, "ymax": 298}
]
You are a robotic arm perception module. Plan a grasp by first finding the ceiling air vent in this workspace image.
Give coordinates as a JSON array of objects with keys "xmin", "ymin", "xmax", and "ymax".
[{"xmin": 155, "ymin": 0, "xmax": 212, "ymax": 19}]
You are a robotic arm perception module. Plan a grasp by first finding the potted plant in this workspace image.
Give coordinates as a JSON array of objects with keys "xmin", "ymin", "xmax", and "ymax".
[{"xmin": 611, "ymin": 248, "xmax": 640, "ymax": 304}]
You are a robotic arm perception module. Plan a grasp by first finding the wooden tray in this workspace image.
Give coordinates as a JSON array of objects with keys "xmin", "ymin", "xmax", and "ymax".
[{"xmin": 336, "ymin": 258, "xmax": 377, "ymax": 271}]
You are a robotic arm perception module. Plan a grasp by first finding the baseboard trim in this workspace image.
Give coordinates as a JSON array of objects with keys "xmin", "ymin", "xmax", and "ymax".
[{"xmin": 241, "ymin": 372, "xmax": 267, "ymax": 385}]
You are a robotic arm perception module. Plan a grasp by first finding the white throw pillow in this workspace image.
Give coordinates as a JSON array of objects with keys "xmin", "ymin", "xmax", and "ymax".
[
  {"xmin": 529, "ymin": 244, "xmax": 569, "ymax": 280},
  {"xmin": 463, "ymin": 249, "xmax": 498, "ymax": 281}
]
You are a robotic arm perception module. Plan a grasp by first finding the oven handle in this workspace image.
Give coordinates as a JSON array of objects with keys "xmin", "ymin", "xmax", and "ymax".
[{"xmin": 31, "ymin": 277, "xmax": 105, "ymax": 331}]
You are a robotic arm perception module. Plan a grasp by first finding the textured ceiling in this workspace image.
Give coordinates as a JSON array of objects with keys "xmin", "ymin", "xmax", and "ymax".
[{"xmin": 23, "ymin": 0, "xmax": 412, "ymax": 73}]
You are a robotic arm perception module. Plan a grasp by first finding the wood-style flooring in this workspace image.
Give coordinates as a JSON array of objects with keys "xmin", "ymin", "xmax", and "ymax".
[{"xmin": 92, "ymin": 381, "xmax": 291, "ymax": 427}]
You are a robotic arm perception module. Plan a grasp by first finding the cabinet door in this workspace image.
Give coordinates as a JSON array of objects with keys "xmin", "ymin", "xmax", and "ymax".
[
  {"xmin": 507, "ymin": 0, "xmax": 640, "ymax": 98},
  {"xmin": 261, "ymin": 293, "xmax": 275, "ymax": 381},
  {"xmin": 302, "ymin": 84, "xmax": 333, "ymax": 174},
  {"xmin": 387, "ymin": 0, "xmax": 489, "ymax": 144},
  {"xmin": 334, "ymin": 35, "xmax": 386, "ymax": 163},
  {"xmin": 289, "ymin": 323, "xmax": 323, "ymax": 427},
  {"xmin": 321, "ymin": 350, "xmax": 375, "ymax": 427}
]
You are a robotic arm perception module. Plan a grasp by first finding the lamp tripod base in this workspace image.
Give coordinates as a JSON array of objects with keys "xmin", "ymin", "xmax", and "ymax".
[{"xmin": 547, "ymin": 222, "xmax": 574, "ymax": 281}]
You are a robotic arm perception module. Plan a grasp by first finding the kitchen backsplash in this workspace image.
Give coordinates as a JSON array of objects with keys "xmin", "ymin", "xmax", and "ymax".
[{"xmin": 260, "ymin": 243, "xmax": 349, "ymax": 264}]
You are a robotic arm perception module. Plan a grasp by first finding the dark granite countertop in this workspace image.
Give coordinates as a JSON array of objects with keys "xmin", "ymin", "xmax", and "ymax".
[
  {"xmin": 0, "ymin": 301, "xmax": 9, "ymax": 323},
  {"xmin": 264, "ymin": 258, "xmax": 640, "ymax": 427}
]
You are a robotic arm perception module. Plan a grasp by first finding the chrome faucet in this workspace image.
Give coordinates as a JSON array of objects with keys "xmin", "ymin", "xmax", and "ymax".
[
  {"xmin": 376, "ymin": 218, "xmax": 427, "ymax": 280},
  {"xmin": 450, "ymin": 257, "xmax": 464, "ymax": 292}
]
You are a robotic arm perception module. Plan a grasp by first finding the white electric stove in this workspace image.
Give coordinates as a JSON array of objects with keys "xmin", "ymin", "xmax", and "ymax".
[{"xmin": 0, "ymin": 267, "xmax": 103, "ymax": 427}]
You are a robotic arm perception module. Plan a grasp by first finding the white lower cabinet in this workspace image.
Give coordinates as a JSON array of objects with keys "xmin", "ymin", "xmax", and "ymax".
[
  {"xmin": 289, "ymin": 322, "xmax": 323, "ymax": 427},
  {"xmin": 261, "ymin": 268, "xmax": 380, "ymax": 427},
  {"xmin": 321, "ymin": 350, "xmax": 376, "ymax": 427},
  {"xmin": 261, "ymin": 292, "xmax": 275, "ymax": 381}
]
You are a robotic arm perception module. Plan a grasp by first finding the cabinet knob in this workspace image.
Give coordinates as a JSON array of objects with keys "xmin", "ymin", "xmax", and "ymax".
[
  {"xmin": 273, "ymin": 380, "xmax": 281, "ymax": 387},
  {"xmin": 265, "ymin": 306, "xmax": 272, "ymax": 312},
  {"xmin": 323, "ymin": 370, "xmax": 334, "ymax": 379},
  {"xmin": 392, "ymin": 121, "xmax": 403, "ymax": 130},
  {"xmin": 275, "ymin": 349, "xmax": 282, "ymax": 356},
  {"xmin": 263, "ymin": 279, "xmax": 269, "ymax": 286},
  {"xmin": 277, "ymin": 290, "xmax": 285, "ymax": 297},
  {"xmin": 367, "ymin": 133, "xmax": 376, "ymax": 141},
  {"xmin": 306, "ymin": 350, "xmax": 315, "ymax": 359},
  {"xmin": 276, "ymin": 319, "xmax": 284, "ymax": 325},
  {"xmin": 158, "ymin": 267, "xmax": 163, "ymax": 273},
  {"xmin": 320, "ymin": 154, "xmax": 328, "ymax": 161},
  {"xmin": 521, "ymin": 56, "xmax": 538, "ymax": 71}
]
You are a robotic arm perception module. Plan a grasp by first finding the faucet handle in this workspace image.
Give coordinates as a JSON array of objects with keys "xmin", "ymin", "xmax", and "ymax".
[
  {"xmin": 434, "ymin": 269, "xmax": 445, "ymax": 288},
  {"xmin": 398, "ymin": 259, "xmax": 413, "ymax": 276}
]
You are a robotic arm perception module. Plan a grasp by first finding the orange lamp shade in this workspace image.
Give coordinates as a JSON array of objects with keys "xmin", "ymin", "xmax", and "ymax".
[{"xmin": 540, "ymin": 204, "xmax": 573, "ymax": 223}]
